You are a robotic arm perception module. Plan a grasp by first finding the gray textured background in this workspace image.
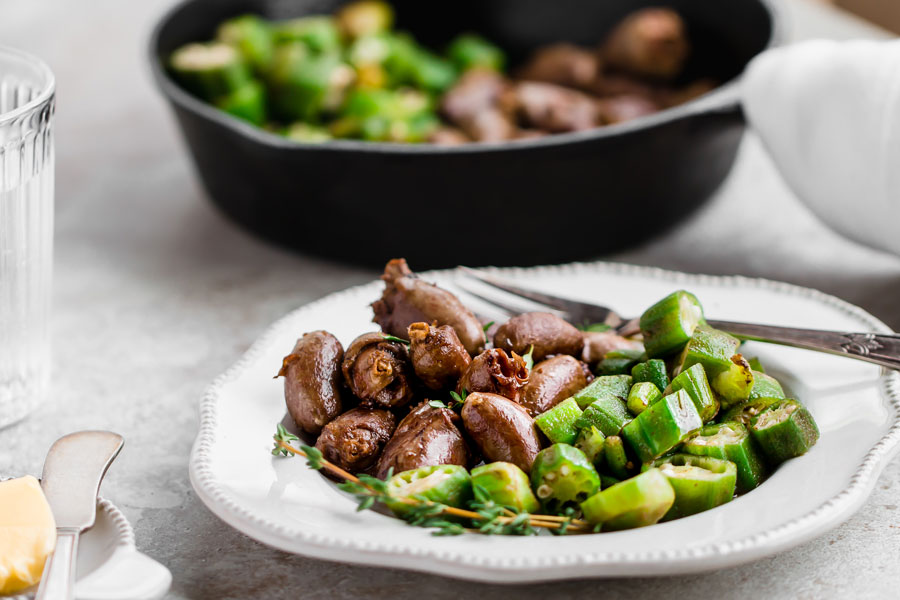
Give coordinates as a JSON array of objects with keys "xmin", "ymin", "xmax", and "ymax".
[{"xmin": 1, "ymin": 0, "xmax": 898, "ymax": 598}]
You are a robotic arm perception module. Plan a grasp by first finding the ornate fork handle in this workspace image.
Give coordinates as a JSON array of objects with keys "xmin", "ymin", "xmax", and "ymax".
[{"xmin": 707, "ymin": 319, "xmax": 900, "ymax": 371}]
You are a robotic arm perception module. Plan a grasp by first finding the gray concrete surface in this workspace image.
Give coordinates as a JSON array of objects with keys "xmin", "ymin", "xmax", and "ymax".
[{"xmin": 1, "ymin": 0, "xmax": 898, "ymax": 598}]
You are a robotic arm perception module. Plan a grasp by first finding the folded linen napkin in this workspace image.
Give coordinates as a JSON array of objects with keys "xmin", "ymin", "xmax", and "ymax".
[{"xmin": 743, "ymin": 39, "xmax": 900, "ymax": 256}]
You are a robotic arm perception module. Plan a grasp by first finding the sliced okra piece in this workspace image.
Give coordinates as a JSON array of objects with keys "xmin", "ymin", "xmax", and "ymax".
[
  {"xmin": 385, "ymin": 464, "xmax": 472, "ymax": 516},
  {"xmin": 575, "ymin": 393, "xmax": 632, "ymax": 437},
  {"xmin": 580, "ymin": 468, "xmax": 675, "ymax": 530},
  {"xmin": 169, "ymin": 42, "xmax": 252, "ymax": 101},
  {"xmin": 574, "ymin": 425, "xmax": 606, "ymax": 468},
  {"xmin": 284, "ymin": 122, "xmax": 332, "ymax": 143},
  {"xmin": 646, "ymin": 454, "xmax": 737, "ymax": 521},
  {"xmin": 572, "ymin": 375, "xmax": 632, "ymax": 409},
  {"xmin": 683, "ymin": 421, "xmax": 767, "ymax": 494},
  {"xmin": 626, "ymin": 381, "xmax": 662, "ymax": 416},
  {"xmin": 272, "ymin": 16, "xmax": 342, "ymax": 54},
  {"xmin": 668, "ymin": 363, "xmax": 719, "ymax": 422},
  {"xmin": 384, "ymin": 36, "xmax": 457, "ymax": 93},
  {"xmin": 639, "ymin": 291, "xmax": 705, "ymax": 358},
  {"xmin": 677, "ymin": 325, "xmax": 753, "ymax": 405},
  {"xmin": 598, "ymin": 348, "xmax": 645, "ymax": 376},
  {"xmin": 603, "ymin": 435, "xmax": 634, "ymax": 480},
  {"xmin": 446, "ymin": 33, "xmax": 506, "ymax": 72},
  {"xmin": 631, "ymin": 359, "xmax": 669, "ymax": 394},
  {"xmin": 348, "ymin": 32, "xmax": 395, "ymax": 68},
  {"xmin": 720, "ymin": 397, "xmax": 780, "ymax": 426},
  {"xmin": 600, "ymin": 474, "xmax": 621, "ymax": 489},
  {"xmin": 530, "ymin": 444, "xmax": 600, "ymax": 513},
  {"xmin": 215, "ymin": 80, "xmax": 267, "ymax": 125},
  {"xmin": 470, "ymin": 462, "xmax": 540, "ymax": 514},
  {"xmin": 336, "ymin": 0, "xmax": 394, "ymax": 39},
  {"xmin": 748, "ymin": 370, "xmax": 785, "ymax": 400},
  {"xmin": 341, "ymin": 87, "xmax": 432, "ymax": 120},
  {"xmin": 750, "ymin": 400, "xmax": 819, "ymax": 465},
  {"xmin": 534, "ymin": 397, "xmax": 583, "ymax": 445},
  {"xmin": 621, "ymin": 389, "xmax": 703, "ymax": 463},
  {"xmin": 216, "ymin": 14, "xmax": 274, "ymax": 74},
  {"xmin": 268, "ymin": 47, "xmax": 355, "ymax": 121},
  {"xmin": 712, "ymin": 354, "xmax": 754, "ymax": 407},
  {"xmin": 677, "ymin": 324, "xmax": 739, "ymax": 375}
]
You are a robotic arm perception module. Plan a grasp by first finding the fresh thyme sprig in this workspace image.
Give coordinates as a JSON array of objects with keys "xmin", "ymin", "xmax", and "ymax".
[
  {"xmin": 482, "ymin": 321, "xmax": 495, "ymax": 344},
  {"xmin": 382, "ymin": 334, "xmax": 411, "ymax": 345},
  {"xmin": 522, "ymin": 345, "xmax": 535, "ymax": 371},
  {"xmin": 271, "ymin": 426, "xmax": 592, "ymax": 535},
  {"xmin": 428, "ymin": 388, "xmax": 467, "ymax": 411}
]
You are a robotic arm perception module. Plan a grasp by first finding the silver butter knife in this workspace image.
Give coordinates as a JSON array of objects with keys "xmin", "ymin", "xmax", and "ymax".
[{"xmin": 36, "ymin": 431, "xmax": 124, "ymax": 600}]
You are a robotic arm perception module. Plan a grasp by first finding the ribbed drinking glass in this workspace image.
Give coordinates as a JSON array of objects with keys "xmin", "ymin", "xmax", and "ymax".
[{"xmin": 0, "ymin": 46, "xmax": 55, "ymax": 428}]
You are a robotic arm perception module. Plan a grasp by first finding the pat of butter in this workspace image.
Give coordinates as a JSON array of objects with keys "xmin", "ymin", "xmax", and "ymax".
[{"xmin": 0, "ymin": 476, "xmax": 56, "ymax": 595}]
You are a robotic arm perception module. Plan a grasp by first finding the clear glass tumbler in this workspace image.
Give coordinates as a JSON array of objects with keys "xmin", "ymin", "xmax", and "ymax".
[{"xmin": 0, "ymin": 47, "xmax": 55, "ymax": 429}]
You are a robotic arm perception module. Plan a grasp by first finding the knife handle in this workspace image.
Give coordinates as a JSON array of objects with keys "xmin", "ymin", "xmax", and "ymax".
[{"xmin": 36, "ymin": 529, "xmax": 79, "ymax": 600}]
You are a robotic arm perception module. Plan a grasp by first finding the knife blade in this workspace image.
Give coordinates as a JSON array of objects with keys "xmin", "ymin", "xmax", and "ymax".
[{"xmin": 36, "ymin": 431, "xmax": 124, "ymax": 600}]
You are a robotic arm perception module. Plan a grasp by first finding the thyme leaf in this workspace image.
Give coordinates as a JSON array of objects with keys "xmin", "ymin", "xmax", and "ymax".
[
  {"xmin": 271, "ymin": 424, "xmax": 300, "ymax": 456},
  {"xmin": 522, "ymin": 345, "xmax": 535, "ymax": 371},
  {"xmin": 382, "ymin": 334, "xmax": 411, "ymax": 345}
]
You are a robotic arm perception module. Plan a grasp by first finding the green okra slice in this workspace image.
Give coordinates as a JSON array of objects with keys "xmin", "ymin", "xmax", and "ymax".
[
  {"xmin": 535, "ymin": 397, "xmax": 583, "ymax": 445},
  {"xmin": 530, "ymin": 444, "xmax": 600, "ymax": 513},
  {"xmin": 284, "ymin": 122, "xmax": 332, "ymax": 143},
  {"xmin": 273, "ymin": 16, "xmax": 342, "ymax": 54},
  {"xmin": 668, "ymin": 363, "xmax": 719, "ymax": 422},
  {"xmin": 572, "ymin": 375, "xmax": 632, "ymax": 409},
  {"xmin": 621, "ymin": 389, "xmax": 703, "ymax": 463},
  {"xmin": 646, "ymin": 454, "xmax": 737, "ymax": 521},
  {"xmin": 631, "ymin": 359, "xmax": 669, "ymax": 394},
  {"xmin": 683, "ymin": 421, "xmax": 767, "ymax": 494},
  {"xmin": 580, "ymin": 468, "xmax": 675, "ymax": 530},
  {"xmin": 341, "ymin": 87, "xmax": 432, "ymax": 119},
  {"xmin": 267, "ymin": 46, "xmax": 355, "ymax": 121},
  {"xmin": 575, "ymin": 425, "xmax": 605, "ymax": 468},
  {"xmin": 575, "ymin": 393, "xmax": 632, "ymax": 437},
  {"xmin": 639, "ymin": 291, "xmax": 705, "ymax": 358},
  {"xmin": 720, "ymin": 397, "xmax": 780, "ymax": 426},
  {"xmin": 603, "ymin": 435, "xmax": 634, "ymax": 480},
  {"xmin": 446, "ymin": 33, "xmax": 506, "ymax": 72},
  {"xmin": 677, "ymin": 325, "xmax": 753, "ymax": 405},
  {"xmin": 337, "ymin": 0, "xmax": 394, "ymax": 39},
  {"xmin": 385, "ymin": 464, "xmax": 472, "ymax": 516},
  {"xmin": 747, "ymin": 357, "xmax": 765, "ymax": 373},
  {"xmin": 748, "ymin": 370, "xmax": 786, "ymax": 400},
  {"xmin": 348, "ymin": 32, "xmax": 395, "ymax": 68},
  {"xmin": 471, "ymin": 462, "xmax": 540, "ymax": 514},
  {"xmin": 216, "ymin": 14, "xmax": 274, "ymax": 74},
  {"xmin": 712, "ymin": 354, "xmax": 754, "ymax": 407},
  {"xmin": 750, "ymin": 400, "xmax": 820, "ymax": 465},
  {"xmin": 383, "ymin": 35, "xmax": 457, "ymax": 93},
  {"xmin": 169, "ymin": 42, "xmax": 252, "ymax": 101},
  {"xmin": 598, "ymin": 348, "xmax": 646, "ymax": 376},
  {"xmin": 215, "ymin": 80, "xmax": 267, "ymax": 125},
  {"xmin": 599, "ymin": 474, "xmax": 621, "ymax": 489},
  {"xmin": 626, "ymin": 381, "xmax": 662, "ymax": 416}
]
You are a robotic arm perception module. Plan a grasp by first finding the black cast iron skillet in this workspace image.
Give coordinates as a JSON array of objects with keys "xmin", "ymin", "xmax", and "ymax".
[{"xmin": 150, "ymin": 0, "xmax": 778, "ymax": 268}]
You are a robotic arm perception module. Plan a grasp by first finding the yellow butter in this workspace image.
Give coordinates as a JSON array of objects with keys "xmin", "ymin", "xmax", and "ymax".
[{"xmin": 0, "ymin": 476, "xmax": 56, "ymax": 595}]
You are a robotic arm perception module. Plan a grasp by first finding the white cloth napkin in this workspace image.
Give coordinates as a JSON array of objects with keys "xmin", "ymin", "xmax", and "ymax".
[{"xmin": 742, "ymin": 39, "xmax": 900, "ymax": 256}]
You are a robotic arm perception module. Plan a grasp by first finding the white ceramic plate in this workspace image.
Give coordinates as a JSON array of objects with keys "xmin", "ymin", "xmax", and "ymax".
[
  {"xmin": 6, "ymin": 494, "xmax": 171, "ymax": 600},
  {"xmin": 189, "ymin": 262, "xmax": 900, "ymax": 582}
]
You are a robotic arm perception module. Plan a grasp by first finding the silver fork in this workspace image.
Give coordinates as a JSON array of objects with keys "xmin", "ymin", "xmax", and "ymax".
[{"xmin": 457, "ymin": 267, "xmax": 900, "ymax": 372}]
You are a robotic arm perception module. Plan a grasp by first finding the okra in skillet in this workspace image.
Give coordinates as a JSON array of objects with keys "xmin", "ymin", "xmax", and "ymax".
[
  {"xmin": 271, "ymin": 258, "xmax": 820, "ymax": 536},
  {"xmin": 169, "ymin": 2, "xmax": 718, "ymax": 144}
]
